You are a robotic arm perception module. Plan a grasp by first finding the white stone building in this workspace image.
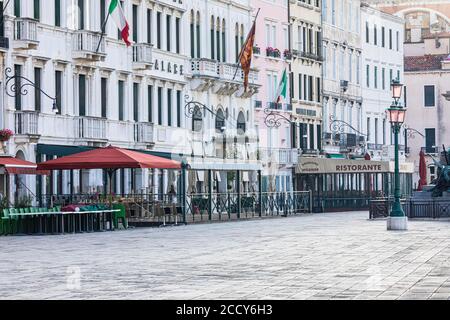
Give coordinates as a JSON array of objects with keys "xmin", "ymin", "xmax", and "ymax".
[
  {"xmin": 321, "ymin": 0, "xmax": 363, "ymax": 158},
  {"xmin": 361, "ymin": 2, "xmax": 405, "ymax": 161},
  {"xmin": 185, "ymin": 0, "xmax": 260, "ymax": 194},
  {"xmin": 0, "ymin": 0, "xmax": 260, "ymax": 203}
]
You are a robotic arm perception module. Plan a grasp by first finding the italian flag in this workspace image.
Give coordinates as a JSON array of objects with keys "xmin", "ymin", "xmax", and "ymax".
[
  {"xmin": 275, "ymin": 69, "xmax": 288, "ymax": 103},
  {"xmin": 109, "ymin": 0, "xmax": 131, "ymax": 46}
]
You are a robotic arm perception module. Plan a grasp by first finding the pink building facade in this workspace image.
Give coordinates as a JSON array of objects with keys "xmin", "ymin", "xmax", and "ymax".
[{"xmin": 251, "ymin": 0, "xmax": 296, "ymax": 192}]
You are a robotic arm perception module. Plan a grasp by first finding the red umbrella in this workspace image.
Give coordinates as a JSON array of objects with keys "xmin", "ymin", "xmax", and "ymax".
[
  {"xmin": 37, "ymin": 145, "xmax": 181, "ymax": 170},
  {"xmin": 37, "ymin": 146, "xmax": 181, "ymax": 196},
  {"xmin": 418, "ymin": 149, "xmax": 427, "ymax": 191},
  {"xmin": 0, "ymin": 156, "xmax": 49, "ymax": 175}
]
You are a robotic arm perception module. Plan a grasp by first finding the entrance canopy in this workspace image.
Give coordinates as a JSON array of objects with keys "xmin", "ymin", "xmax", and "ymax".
[
  {"xmin": 37, "ymin": 146, "xmax": 181, "ymax": 170},
  {"xmin": 0, "ymin": 156, "xmax": 49, "ymax": 175}
]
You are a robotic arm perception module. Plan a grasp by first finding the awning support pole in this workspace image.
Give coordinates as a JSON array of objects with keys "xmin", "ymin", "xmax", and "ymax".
[
  {"xmin": 181, "ymin": 163, "xmax": 187, "ymax": 224},
  {"xmin": 237, "ymin": 170, "xmax": 241, "ymax": 219},
  {"xmin": 208, "ymin": 169, "xmax": 212, "ymax": 221},
  {"xmin": 258, "ymin": 170, "xmax": 262, "ymax": 217}
]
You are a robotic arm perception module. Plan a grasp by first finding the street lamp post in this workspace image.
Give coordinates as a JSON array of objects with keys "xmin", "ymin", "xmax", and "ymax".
[
  {"xmin": 5, "ymin": 67, "xmax": 59, "ymax": 113},
  {"xmin": 386, "ymin": 79, "xmax": 408, "ymax": 231}
]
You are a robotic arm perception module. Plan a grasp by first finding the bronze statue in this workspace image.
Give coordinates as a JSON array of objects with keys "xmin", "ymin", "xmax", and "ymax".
[{"xmin": 429, "ymin": 148, "xmax": 450, "ymax": 197}]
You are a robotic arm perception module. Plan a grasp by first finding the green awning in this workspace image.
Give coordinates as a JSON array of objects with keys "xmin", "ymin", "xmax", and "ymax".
[
  {"xmin": 326, "ymin": 153, "xmax": 345, "ymax": 159},
  {"xmin": 37, "ymin": 144, "xmax": 95, "ymax": 157}
]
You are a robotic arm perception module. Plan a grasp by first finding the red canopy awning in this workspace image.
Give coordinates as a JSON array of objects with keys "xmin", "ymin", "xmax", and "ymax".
[
  {"xmin": 0, "ymin": 156, "xmax": 50, "ymax": 175},
  {"xmin": 37, "ymin": 146, "xmax": 181, "ymax": 171}
]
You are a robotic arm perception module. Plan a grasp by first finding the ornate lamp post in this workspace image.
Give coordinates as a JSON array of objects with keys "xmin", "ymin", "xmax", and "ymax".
[
  {"xmin": 5, "ymin": 67, "xmax": 59, "ymax": 113},
  {"xmin": 387, "ymin": 78, "xmax": 408, "ymax": 231}
]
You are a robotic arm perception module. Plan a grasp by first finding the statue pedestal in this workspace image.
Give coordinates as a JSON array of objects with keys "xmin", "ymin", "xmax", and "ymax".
[{"xmin": 412, "ymin": 190, "xmax": 433, "ymax": 199}]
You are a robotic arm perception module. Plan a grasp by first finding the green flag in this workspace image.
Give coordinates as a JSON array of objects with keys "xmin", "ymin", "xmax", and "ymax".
[{"xmin": 275, "ymin": 69, "xmax": 287, "ymax": 103}]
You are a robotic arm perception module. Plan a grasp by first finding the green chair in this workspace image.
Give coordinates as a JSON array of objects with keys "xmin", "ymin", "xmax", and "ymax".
[
  {"xmin": 112, "ymin": 203, "xmax": 128, "ymax": 229},
  {"xmin": 0, "ymin": 209, "xmax": 8, "ymax": 235},
  {"xmin": 3, "ymin": 208, "xmax": 18, "ymax": 234}
]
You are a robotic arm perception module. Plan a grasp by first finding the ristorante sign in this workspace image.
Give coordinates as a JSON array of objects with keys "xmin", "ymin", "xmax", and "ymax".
[{"xmin": 296, "ymin": 158, "xmax": 390, "ymax": 174}]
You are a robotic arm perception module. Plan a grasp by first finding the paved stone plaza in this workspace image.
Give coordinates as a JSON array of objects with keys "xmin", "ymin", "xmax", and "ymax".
[{"xmin": 1, "ymin": 211, "xmax": 450, "ymax": 300}]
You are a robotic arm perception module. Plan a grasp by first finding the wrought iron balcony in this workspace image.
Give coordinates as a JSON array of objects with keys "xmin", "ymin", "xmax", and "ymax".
[
  {"xmin": 267, "ymin": 102, "xmax": 282, "ymax": 110},
  {"xmin": 72, "ymin": 30, "xmax": 106, "ymax": 62},
  {"xmin": 421, "ymin": 146, "xmax": 439, "ymax": 154},
  {"xmin": 132, "ymin": 43, "xmax": 153, "ymax": 70},
  {"xmin": 292, "ymin": 49, "xmax": 323, "ymax": 62},
  {"xmin": 13, "ymin": 18, "xmax": 38, "ymax": 49}
]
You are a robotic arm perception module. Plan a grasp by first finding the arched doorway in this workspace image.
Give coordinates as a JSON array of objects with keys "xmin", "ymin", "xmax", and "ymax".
[
  {"xmin": 215, "ymin": 109, "xmax": 226, "ymax": 159},
  {"xmin": 192, "ymin": 106, "xmax": 203, "ymax": 132},
  {"xmin": 14, "ymin": 150, "xmax": 27, "ymax": 205}
]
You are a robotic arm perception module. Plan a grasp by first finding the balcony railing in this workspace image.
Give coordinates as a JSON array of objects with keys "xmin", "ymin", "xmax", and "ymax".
[
  {"xmin": 296, "ymin": 108, "xmax": 317, "ymax": 117},
  {"xmin": 15, "ymin": 111, "xmax": 39, "ymax": 135},
  {"xmin": 190, "ymin": 58, "xmax": 258, "ymax": 84},
  {"xmin": 422, "ymin": 146, "xmax": 439, "ymax": 154},
  {"xmin": 132, "ymin": 43, "xmax": 153, "ymax": 65},
  {"xmin": 134, "ymin": 122, "xmax": 154, "ymax": 144},
  {"xmin": 267, "ymin": 102, "xmax": 282, "ymax": 110},
  {"xmin": 191, "ymin": 58, "xmax": 219, "ymax": 78},
  {"xmin": 292, "ymin": 49, "xmax": 322, "ymax": 61},
  {"xmin": 72, "ymin": 30, "xmax": 106, "ymax": 57},
  {"xmin": 367, "ymin": 143, "xmax": 383, "ymax": 150},
  {"xmin": 259, "ymin": 148, "xmax": 298, "ymax": 165},
  {"xmin": 75, "ymin": 116, "xmax": 107, "ymax": 140},
  {"xmin": 14, "ymin": 18, "xmax": 38, "ymax": 42}
]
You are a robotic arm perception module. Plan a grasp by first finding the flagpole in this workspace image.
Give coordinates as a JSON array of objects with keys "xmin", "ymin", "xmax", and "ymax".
[
  {"xmin": 232, "ymin": 8, "xmax": 260, "ymax": 81},
  {"xmin": 95, "ymin": 12, "xmax": 110, "ymax": 54}
]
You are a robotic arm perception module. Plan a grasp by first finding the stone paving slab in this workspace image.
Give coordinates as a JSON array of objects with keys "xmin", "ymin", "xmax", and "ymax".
[{"xmin": 1, "ymin": 211, "xmax": 450, "ymax": 300}]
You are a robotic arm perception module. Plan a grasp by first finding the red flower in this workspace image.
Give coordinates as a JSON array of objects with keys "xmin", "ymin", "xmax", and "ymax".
[{"xmin": 0, "ymin": 129, "xmax": 14, "ymax": 141}]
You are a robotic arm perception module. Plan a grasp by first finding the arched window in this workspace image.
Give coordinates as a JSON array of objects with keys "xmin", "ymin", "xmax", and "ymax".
[
  {"xmin": 215, "ymin": 109, "xmax": 225, "ymax": 133},
  {"xmin": 192, "ymin": 106, "xmax": 203, "ymax": 132},
  {"xmin": 235, "ymin": 23, "xmax": 239, "ymax": 62},
  {"xmin": 222, "ymin": 19, "xmax": 226, "ymax": 62},
  {"xmin": 190, "ymin": 10, "xmax": 195, "ymax": 58},
  {"xmin": 240, "ymin": 24, "xmax": 244, "ymax": 49},
  {"xmin": 210, "ymin": 16, "xmax": 215, "ymax": 59},
  {"xmin": 216, "ymin": 18, "xmax": 221, "ymax": 61},
  {"xmin": 237, "ymin": 111, "xmax": 246, "ymax": 135},
  {"xmin": 196, "ymin": 12, "xmax": 201, "ymax": 57}
]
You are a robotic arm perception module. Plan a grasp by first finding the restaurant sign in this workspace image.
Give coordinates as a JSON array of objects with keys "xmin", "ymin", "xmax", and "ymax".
[{"xmin": 296, "ymin": 158, "xmax": 390, "ymax": 174}]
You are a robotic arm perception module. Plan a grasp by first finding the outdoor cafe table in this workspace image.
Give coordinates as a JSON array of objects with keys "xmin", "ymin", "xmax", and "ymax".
[{"xmin": 8, "ymin": 209, "xmax": 120, "ymax": 235}]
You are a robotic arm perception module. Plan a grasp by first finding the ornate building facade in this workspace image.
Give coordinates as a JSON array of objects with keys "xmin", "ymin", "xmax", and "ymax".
[{"xmin": 0, "ymin": 0, "xmax": 261, "ymax": 202}]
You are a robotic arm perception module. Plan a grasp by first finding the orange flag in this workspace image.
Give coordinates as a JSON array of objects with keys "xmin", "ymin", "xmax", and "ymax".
[{"xmin": 239, "ymin": 22, "xmax": 256, "ymax": 92}]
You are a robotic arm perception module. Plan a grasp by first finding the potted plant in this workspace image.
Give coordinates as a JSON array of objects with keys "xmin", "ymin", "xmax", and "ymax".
[
  {"xmin": 0, "ymin": 129, "xmax": 13, "ymax": 154},
  {"xmin": 283, "ymin": 49, "xmax": 292, "ymax": 60},
  {"xmin": 0, "ymin": 129, "xmax": 14, "ymax": 142},
  {"xmin": 266, "ymin": 46, "xmax": 274, "ymax": 57},
  {"xmin": 273, "ymin": 48, "xmax": 281, "ymax": 58},
  {"xmin": 253, "ymin": 45, "xmax": 261, "ymax": 55}
]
